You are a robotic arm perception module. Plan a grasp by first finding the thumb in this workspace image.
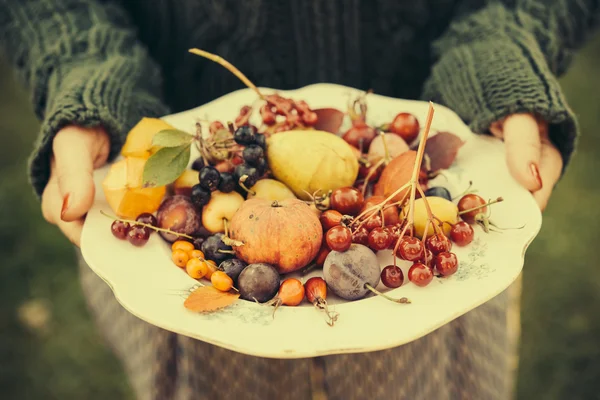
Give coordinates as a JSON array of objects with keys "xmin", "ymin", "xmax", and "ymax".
[
  {"xmin": 501, "ymin": 114, "xmax": 543, "ymax": 192},
  {"xmin": 53, "ymin": 126, "xmax": 109, "ymax": 221}
]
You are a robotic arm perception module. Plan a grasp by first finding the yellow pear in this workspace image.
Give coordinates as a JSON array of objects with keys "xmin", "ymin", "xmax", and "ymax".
[{"xmin": 267, "ymin": 130, "xmax": 359, "ymax": 200}]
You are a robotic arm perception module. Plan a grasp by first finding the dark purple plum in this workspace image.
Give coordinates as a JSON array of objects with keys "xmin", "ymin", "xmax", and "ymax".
[
  {"xmin": 323, "ymin": 244, "xmax": 380, "ymax": 300},
  {"xmin": 201, "ymin": 233, "xmax": 233, "ymax": 264},
  {"xmin": 157, "ymin": 195, "xmax": 202, "ymax": 243},
  {"xmin": 219, "ymin": 259, "xmax": 247, "ymax": 284},
  {"xmin": 237, "ymin": 263, "xmax": 280, "ymax": 303}
]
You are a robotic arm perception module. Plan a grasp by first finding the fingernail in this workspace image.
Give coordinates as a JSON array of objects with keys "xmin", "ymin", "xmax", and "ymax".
[
  {"xmin": 530, "ymin": 163, "xmax": 543, "ymax": 190},
  {"xmin": 61, "ymin": 193, "xmax": 71, "ymax": 220}
]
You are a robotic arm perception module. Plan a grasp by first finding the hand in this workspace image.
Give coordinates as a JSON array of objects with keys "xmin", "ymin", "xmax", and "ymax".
[
  {"xmin": 489, "ymin": 114, "xmax": 562, "ymax": 211},
  {"xmin": 41, "ymin": 126, "xmax": 110, "ymax": 246}
]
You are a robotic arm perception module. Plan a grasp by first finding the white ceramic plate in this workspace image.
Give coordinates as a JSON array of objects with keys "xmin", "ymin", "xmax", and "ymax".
[{"xmin": 81, "ymin": 83, "xmax": 541, "ymax": 359}]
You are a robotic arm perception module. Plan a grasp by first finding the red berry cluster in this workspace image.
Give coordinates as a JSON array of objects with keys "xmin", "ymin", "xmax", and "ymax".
[
  {"xmin": 110, "ymin": 213, "xmax": 159, "ymax": 247},
  {"xmin": 261, "ymin": 95, "xmax": 318, "ymax": 133},
  {"xmin": 314, "ymin": 185, "xmax": 496, "ymax": 291}
]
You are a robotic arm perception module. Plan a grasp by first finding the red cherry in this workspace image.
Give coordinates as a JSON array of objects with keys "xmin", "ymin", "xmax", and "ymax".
[
  {"xmin": 381, "ymin": 265, "xmax": 404, "ymax": 288},
  {"xmin": 326, "ymin": 226, "xmax": 353, "ymax": 252},
  {"xmin": 408, "ymin": 263, "xmax": 434, "ymax": 287},
  {"xmin": 425, "ymin": 234, "xmax": 452, "ymax": 255},
  {"xmin": 450, "ymin": 221, "xmax": 475, "ymax": 246},
  {"xmin": 358, "ymin": 162, "xmax": 383, "ymax": 181},
  {"xmin": 434, "ymin": 252, "xmax": 458, "ymax": 276},
  {"xmin": 364, "ymin": 213, "xmax": 383, "ymax": 231},
  {"xmin": 389, "ymin": 113, "xmax": 420, "ymax": 143},
  {"xmin": 396, "ymin": 237, "xmax": 425, "ymax": 261},
  {"xmin": 111, "ymin": 220, "xmax": 130, "ymax": 240},
  {"xmin": 387, "ymin": 224, "xmax": 403, "ymax": 250},
  {"xmin": 330, "ymin": 187, "xmax": 365, "ymax": 216},
  {"xmin": 136, "ymin": 213, "xmax": 157, "ymax": 227},
  {"xmin": 361, "ymin": 196, "xmax": 399, "ymax": 226},
  {"xmin": 127, "ymin": 226, "xmax": 150, "ymax": 247},
  {"xmin": 342, "ymin": 124, "xmax": 377, "ymax": 150},
  {"xmin": 457, "ymin": 194, "xmax": 487, "ymax": 224},
  {"xmin": 352, "ymin": 226, "xmax": 370, "ymax": 246},
  {"xmin": 368, "ymin": 227, "xmax": 393, "ymax": 251},
  {"xmin": 320, "ymin": 210, "xmax": 343, "ymax": 231}
]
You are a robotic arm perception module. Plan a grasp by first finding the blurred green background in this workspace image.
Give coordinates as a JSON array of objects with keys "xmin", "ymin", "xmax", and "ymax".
[{"xmin": 1, "ymin": 34, "xmax": 599, "ymax": 399}]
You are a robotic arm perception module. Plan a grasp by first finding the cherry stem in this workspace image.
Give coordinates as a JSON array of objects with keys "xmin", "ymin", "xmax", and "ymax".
[
  {"xmin": 364, "ymin": 284, "xmax": 411, "ymax": 304},
  {"xmin": 189, "ymin": 48, "xmax": 265, "ymax": 100},
  {"xmin": 417, "ymin": 185, "xmax": 444, "ymax": 237},
  {"xmin": 238, "ymin": 175, "xmax": 256, "ymax": 195},
  {"xmin": 100, "ymin": 210, "xmax": 193, "ymax": 239},
  {"xmin": 392, "ymin": 220, "xmax": 412, "ymax": 267},
  {"xmin": 380, "ymin": 131, "xmax": 391, "ymax": 162},
  {"xmin": 300, "ymin": 263, "xmax": 318, "ymax": 275},
  {"xmin": 458, "ymin": 197, "xmax": 504, "ymax": 216},
  {"xmin": 361, "ymin": 158, "xmax": 385, "ymax": 197},
  {"xmin": 452, "ymin": 180, "xmax": 476, "ymax": 200}
]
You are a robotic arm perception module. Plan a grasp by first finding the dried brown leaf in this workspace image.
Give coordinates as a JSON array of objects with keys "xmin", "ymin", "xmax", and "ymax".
[
  {"xmin": 313, "ymin": 108, "xmax": 345, "ymax": 134},
  {"xmin": 424, "ymin": 131, "xmax": 464, "ymax": 171},
  {"xmin": 184, "ymin": 286, "xmax": 240, "ymax": 313}
]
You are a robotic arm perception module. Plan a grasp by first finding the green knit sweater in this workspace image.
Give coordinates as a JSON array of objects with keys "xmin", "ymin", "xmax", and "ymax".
[{"xmin": 0, "ymin": 0, "xmax": 598, "ymax": 196}]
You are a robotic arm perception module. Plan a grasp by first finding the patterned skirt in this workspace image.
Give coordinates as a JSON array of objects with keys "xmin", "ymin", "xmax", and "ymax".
[{"xmin": 77, "ymin": 250, "xmax": 519, "ymax": 400}]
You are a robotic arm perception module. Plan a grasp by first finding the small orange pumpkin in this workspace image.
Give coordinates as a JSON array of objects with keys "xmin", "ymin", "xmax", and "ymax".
[{"xmin": 229, "ymin": 198, "xmax": 323, "ymax": 274}]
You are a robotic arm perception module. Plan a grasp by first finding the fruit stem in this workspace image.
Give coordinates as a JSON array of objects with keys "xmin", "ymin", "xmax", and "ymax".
[
  {"xmin": 314, "ymin": 298, "xmax": 339, "ymax": 327},
  {"xmin": 238, "ymin": 175, "xmax": 256, "ymax": 196},
  {"xmin": 417, "ymin": 185, "xmax": 444, "ymax": 237},
  {"xmin": 100, "ymin": 210, "xmax": 193, "ymax": 239},
  {"xmin": 364, "ymin": 284, "xmax": 411, "ymax": 304},
  {"xmin": 458, "ymin": 197, "xmax": 504, "ymax": 216},
  {"xmin": 392, "ymin": 220, "xmax": 412, "ymax": 267},
  {"xmin": 189, "ymin": 48, "xmax": 265, "ymax": 100},
  {"xmin": 300, "ymin": 263, "xmax": 318, "ymax": 275},
  {"xmin": 353, "ymin": 181, "xmax": 411, "ymax": 226},
  {"xmin": 452, "ymin": 180, "xmax": 476, "ymax": 200},
  {"xmin": 271, "ymin": 201, "xmax": 283, "ymax": 208},
  {"xmin": 361, "ymin": 158, "xmax": 385, "ymax": 197},
  {"xmin": 408, "ymin": 103, "xmax": 435, "ymax": 226},
  {"xmin": 223, "ymin": 218, "xmax": 229, "ymax": 237},
  {"xmin": 217, "ymin": 249, "xmax": 236, "ymax": 255},
  {"xmin": 380, "ymin": 130, "xmax": 391, "ymax": 162}
]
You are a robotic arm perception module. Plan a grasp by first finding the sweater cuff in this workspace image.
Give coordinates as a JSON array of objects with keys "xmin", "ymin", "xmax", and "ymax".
[
  {"xmin": 422, "ymin": 38, "xmax": 578, "ymax": 172},
  {"xmin": 28, "ymin": 60, "xmax": 170, "ymax": 197}
]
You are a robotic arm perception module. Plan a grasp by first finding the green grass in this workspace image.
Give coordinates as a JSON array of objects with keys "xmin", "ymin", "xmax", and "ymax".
[{"xmin": 0, "ymin": 34, "xmax": 599, "ymax": 400}]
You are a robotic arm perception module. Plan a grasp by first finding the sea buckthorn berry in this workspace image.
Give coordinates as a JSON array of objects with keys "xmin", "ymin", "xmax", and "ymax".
[
  {"xmin": 211, "ymin": 271, "xmax": 234, "ymax": 292},
  {"xmin": 189, "ymin": 249, "xmax": 205, "ymax": 259},
  {"xmin": 186, "ymin": 258, "xmax": 208, "ymax": 279},
  {"xmin": 172, "ymin": 240, "xmax": 194, "ymax": 253},
  {"xmin": 205, "ymin": 260, "xmax": 218, "ymax": 279},
  {"xmin": 172, "ymin": 249, "xmax": 189, "ymax": 268}
]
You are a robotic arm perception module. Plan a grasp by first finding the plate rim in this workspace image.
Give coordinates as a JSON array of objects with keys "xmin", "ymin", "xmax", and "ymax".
[{"xmin": 81, "ymin": 82, "xmax": 542, "ymax": 359}]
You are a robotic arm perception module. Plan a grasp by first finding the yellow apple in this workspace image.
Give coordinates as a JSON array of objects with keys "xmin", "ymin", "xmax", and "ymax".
[
  {"xmin": 121, "ymin": 117, "xmax": 176, "ymax": 157},
  {"xmin": 202, "ymin": 191, "xmax": 245, "ymax": 233},
  {"xmin": 247, "ymin": 179, "xmax": 296, "ymax": 201},
  {"xmin": 173, "ymin": 169, "xmax": 199, "ymax": 196}
]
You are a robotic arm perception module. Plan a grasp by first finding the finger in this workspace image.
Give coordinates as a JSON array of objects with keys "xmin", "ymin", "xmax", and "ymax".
[
  {"xmin": 502, "ymin": 114, "xmax": 543, "ymax": 192},
  {"xmin": 41, "ymin": 176, "xmax": 83, "ymax": 246},
  {"xmin": 53, "ymin": 126, "xmax": 99, "ymax": 221},
  {"xmin": 532, "ymin": 139, "xmax": 563, "ymax": 211}
]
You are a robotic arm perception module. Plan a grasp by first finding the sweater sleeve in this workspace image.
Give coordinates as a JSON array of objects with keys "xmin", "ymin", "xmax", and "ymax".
[
  {"xmin": 0, "ymin": 0, "xmax": 170, "ymax": 196},
  {"xmin": 422, "ymin": 0, "xmax": 600, "ymax": 171}
]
